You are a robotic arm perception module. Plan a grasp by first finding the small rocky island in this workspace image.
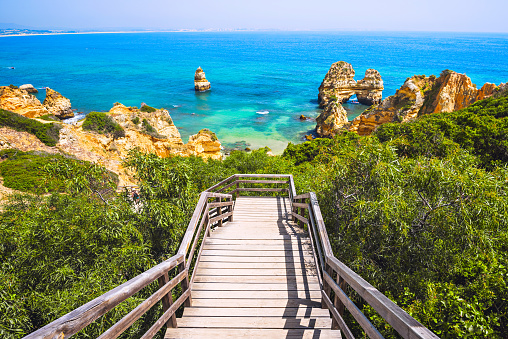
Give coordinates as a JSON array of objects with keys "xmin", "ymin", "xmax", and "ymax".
[{"xmin": 194, "ymin": 67, "xmax": 211, "ymax": 92}]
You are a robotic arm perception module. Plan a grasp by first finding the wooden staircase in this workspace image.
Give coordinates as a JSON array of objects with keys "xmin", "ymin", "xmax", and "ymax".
[
  {"xmin": 26, "ymin": 174, "xmax": 438, "ymax": 339},
  {"xmin": 166, "ymin": 196, "xmax": 341, "ymax": 338}
]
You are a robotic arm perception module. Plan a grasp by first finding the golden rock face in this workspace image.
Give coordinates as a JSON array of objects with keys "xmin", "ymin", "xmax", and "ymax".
[
  {"xmin": 318, "ymin": 61, "xmax": 384, "ymax": 107},
  {"xmin": 0, "ymin": 101, "xmax": 222, "ymax": 187},
  {"xmin": 315, "ymin": 101, "xmax": 349, "ymax": 137},
  {"xmin": 0, "ymin": 86, "xmax": 49, "ymax": 118},
  {"xmin": 349, "ymin": 71, "xmax": 500, "ymax": 136},
  {"xmin": 194, "ymin": 67, "xmax": 211, "ymax": 92},
  {"xmin": 43, "ymin": 88, "xmax": 74, "ymax": 119}
]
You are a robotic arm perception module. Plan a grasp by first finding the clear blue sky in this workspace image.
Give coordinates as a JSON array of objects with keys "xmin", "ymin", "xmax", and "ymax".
[{"xmin": 1, "ymin": 0, "xmax": 507, "ymax": 32}]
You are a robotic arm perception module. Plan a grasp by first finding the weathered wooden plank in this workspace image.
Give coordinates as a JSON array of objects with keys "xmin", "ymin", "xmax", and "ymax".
[
  {"xmin": 97, "ymin": 270, "xmax": 187, "ymax": 339},
  {"xmin": 191, "ymin": 282, "xmax": 321, "ymax": 291},
  {"xmin": 326, "ymin": 256, "xmax": 439, "ymax": 339},
  {"xmin": 191, "ymin": 290, "xmax": 322, "ymax": 299},
  {"xmin": 141, "ymin": 289, "xmax": 191, "ymax": 339},
  {"xmin": 193, "ymin": 275, "xmax": 320, "ymax": 284},
  {"xmin": 197, "ymin": 262, "xmax": 317, "ymax": 270},
  {"xmin": 292, "ymin": 211, "xmax": 309, "ymax": 225},
  {"xmin": 321, "ymin": 290, "xmax": 355, "ymax": 339},
  {"xmin": 204, "ymin": 238, "xmax": 311, "ymax": 244},
  {"xmin": 208, "ymin": 211, "xmax": 233, "ymax": 225},
  {"xmin": 202, "ymin": 245, "xmax": 312, "ymax": 251},
  {"xmin": 191, "ymin": 298, "xmax": 322, "ymax": 308},
  {"xmin": 182, "ymin": 307, "xmax": 331, "ymax": 318},
  {"xmin": 293, "ymin": 202, "xmax": 309, "ymax": 209},
  {"xmin": 235, "ymin": 174, "xmax": 291, "ymax": 179},
  {"xmin": 165, "ymin": 328, "xmax": 341, "ymax": 338},
  {"xmin": 200, "ymin": 250, "xmax": 314, "ymax": 257},
  {"xmin": 194, "ymin": 268, "xmax": 318, "ymax": 277},
  {"xmin": 177, "ymin": 316, "xmax": 332, "ymax": 329},
  {"xmin": 199, "ymin": 255, "xmax": 315, "ymax": 263},
  {"xmin": 208, "ymin": 234, "xmax": 309, "ymax": 240},
  {"xmin": 207, "ymin": 201, "xmax": 234, "ymax": 208},
  {"xmin": 204, "ymin": 175, "xmax": 236, "ymax": 192},
  {"xmin": 294, "ymin": 193, "xmax": 311, "ymax": 200},
  {"xmin": 236, "ymin": 180, "xmax": 290, "ymax": 185},
  {"xmin": 24, "ymin": 254, "xmax": 184, "ymax": 339},
  {"xmin": 236, "ymin": 188, "xmax": 288, "ymax": 192},
  {"xmin": 323, "ymin": 271, "xmax": 381, "ymax": 339}
]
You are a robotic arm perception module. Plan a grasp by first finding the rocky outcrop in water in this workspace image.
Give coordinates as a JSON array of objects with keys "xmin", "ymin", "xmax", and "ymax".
[
  {"xmin": 356, "ymin": 69, "xmax": 384, "ymax": 105},
  {"xmin": 0, "ymin": 86, "xmax": 48, "ymax": 118},
  {"xmin": 19, "ymin": 84, "xmax": 38, "ymax": 93},
  {"xmin": 43, "ymin": 88, "xmax": 74, "ymax": 119},
  {"xmin": 349, "ymin": 70, "xmax": 502, "ymax": 136},
  {"xmin": 194, "ymin": 67, "xmax": 211, "ymax": 92},
  {"xmin": 318, "ymin": 61, "xmax": 384, "ymax": 108},
  {"xmin": 315, "ymin": 101, "xmax": 349, "ymax": 137},
  {"xmin": 186, "ymin": 129, "xmax": 222, "ymax": 160}
]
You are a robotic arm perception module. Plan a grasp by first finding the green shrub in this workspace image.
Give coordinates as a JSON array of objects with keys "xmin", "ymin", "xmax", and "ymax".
[
  {"xmin": 0, "ymin": 150, "xmax": 118, "ymax": 194},
  {"xmin": 141, "ymin": 119, "xmax": 166, "ymax": 139},
  {"xmin": 198, "ymin": 128, "xmax": 217, "ymax": 141},
  {"xmin": 82, "ymin": 112, "xmax": 125, "ymax": 139},
  {"xmin": 140, "ymin": 105, "xmax": 157, "ymax": 113},
  {"xmin": 0, "ymin": 109, "xmax": 61, "ymax": 146},
  {"xmin": 132, "ymin": 116, "xmax": 140, "ymax": 125}
]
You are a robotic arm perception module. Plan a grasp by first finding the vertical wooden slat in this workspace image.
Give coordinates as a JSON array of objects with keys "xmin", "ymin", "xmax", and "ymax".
[
  {"xmin": 157, "ymin": 272, "xmax": 177, "ymax": 328},
  {"xmin": 228, "ymin": 197, "xmax": 234, "ymax": 222},
  {"xmin": 235, "ymin": 181, "xmax": 239, "ymax": 198},
  {"xmin": 322, "ymin": 264, "xmax": 333, "ymax": 309},
  {"xmin": 332, "ymin": 274, "xmax": 346, "ymax": 330},
  {"xmin": 179, "ymin": 261, "xmax": 192, "ymax": 307},
  {"xmin": 217, "ymin": 197, "xmax": 223, "ymax": 227}
]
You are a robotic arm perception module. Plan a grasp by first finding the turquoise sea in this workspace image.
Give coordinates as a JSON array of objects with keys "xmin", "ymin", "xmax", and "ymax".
[{"xmin": 1, "ymin": 31, "xmax": 508, "ymax": 153}]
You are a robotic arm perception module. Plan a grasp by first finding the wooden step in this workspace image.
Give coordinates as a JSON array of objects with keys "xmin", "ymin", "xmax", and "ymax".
[
  {"xmin": 193, "ymin": 275, "xmax": 320, "ymax": 284},
  {"xmin": 176, "ymin": 316, "xmax": 332, "ymax": 329},
  {"xmin": 182, "ymin": 306, "xmax": 331, "ymax": 318},
  {"xmin": 191, "ymin": 290, "xmax": 322, "ymax": 299},
  {"xmin": 191, "ymin": 298, "xmax": 322, "ymax": 308},
  {"xmin": 191, "ymin": 282, "xmax": 321, "ymax": 291},
  {"xmin": 194, "ymin": 268, "xmax": 319, "ymax": 276},
  {"xmin": 165, "ymin": 328, "xmax": 341, "ymax": 338},
  {"xmin": 199, "ymin": 255, "xmax": 316, "ymax": 263}
]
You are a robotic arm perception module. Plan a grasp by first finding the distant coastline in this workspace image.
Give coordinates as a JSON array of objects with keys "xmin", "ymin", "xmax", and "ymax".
[{"xmin": 0, "ymin": 28, "xmax": 275, "ymax": 37}]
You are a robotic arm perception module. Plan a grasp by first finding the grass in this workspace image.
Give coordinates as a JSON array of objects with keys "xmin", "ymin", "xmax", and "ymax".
[
  {"xmin": 0, "ymin": 109, "xmax": 61, "ymax": 146},
  {"xmin": 82, "ymin": 112, "xmax": 125, "ymax": 139},
  {"xmin": 141, "ymin": 119, "xmax": 166, "ymax": 139},
  {"xmin": 140, "ymin": 105, "xmax": 157, "ymax": 113}
]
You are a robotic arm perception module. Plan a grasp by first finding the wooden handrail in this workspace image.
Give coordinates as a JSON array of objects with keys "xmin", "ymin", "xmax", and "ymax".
[{"xmin": 290, "ymin": 188, "xmax": 439, "ymax": 338}]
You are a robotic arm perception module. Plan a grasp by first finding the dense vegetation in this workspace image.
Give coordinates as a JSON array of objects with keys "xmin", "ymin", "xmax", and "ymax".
[
  {"xmin": 0, "ymin": 109, "xmax": 61, "ymax": 146},
  {"xmin": 82, "ymin": 111, "xmax": 125, "ymax": 139},
  {"xmin": 1, "ymin": 92, "xmax": 508, "ymax": 338}
]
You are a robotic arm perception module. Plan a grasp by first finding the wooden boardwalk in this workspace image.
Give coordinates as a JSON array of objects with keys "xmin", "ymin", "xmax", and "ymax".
[{"xmin": 165, "ymin": 196, "xmax": 341, "ymax": 338}]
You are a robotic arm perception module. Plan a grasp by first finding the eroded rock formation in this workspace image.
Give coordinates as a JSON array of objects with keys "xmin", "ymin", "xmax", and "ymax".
[
  {"xmin": 0, "ymin": 100, "xmax": 222, "ymax": 186},
  {"xmin": 318, "ymin": 61, "xmax": 383, "ymax": 108},
  {"xmin": 0, "ymin": 86, "xmax": 48, "ymax": 118},
  {"xmin": 194, "ymin": 67, "xmax": 211, "ymax": 92},
  {"xmin": 315, "ymin": 101, "xmax": 349, "ymax": 137},
  {"xmin": 349, "ymin": 70, "xmax": 501, "ymax": 136},
  {"xmin": 19, "ymin": 84, "xmax": 38, "ymax": 93},
  {"xmin": 43, "ymin": 88, "xmax": 74, "ymax": 119},
  {"xmin": 356, "ymin": 69, "xmax": 384, "ymax": 105}
]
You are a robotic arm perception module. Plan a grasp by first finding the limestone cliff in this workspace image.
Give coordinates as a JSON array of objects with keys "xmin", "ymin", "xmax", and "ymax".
[
  {"xmin": 419, "ymin": 70, "xmax": 497, "ymax": 115},
  {"xmin": 0, "ymin": 86, "xmax": 48, "ymax": 118},
  {"xmin": 318, "ymin": 62, "xmax": 384, "ymax": 108},
  {"xmin": 19, "ymin": 84, "xmax": 38, "ymax": 93},
  {"xmin": 318, "ymin": 61, "xmax": 356, "ymax": 107},
  {"xmin": 43, "ymin": 88, "xmax": 74, "ymax": 119},
  {"xmin": 194, "ymin": 67, "xmax": 211, "ymax": 92},
  {"xmin": 0, "ymin": 101, "xmax": 222, "ymax": 186},
  {"xmin": 349, "ymin": 71, "xmax": 501, "ymax": 136},
  {"xmin": 356, "ymin": 69, "xmax": 384, "ymax": 105},
  {"xmin": 315, "ymin": 101, "xmax": 349, "ymax": 137},
  {"xmin": 186, "ymin": 129, "xmax": 222, "ymax": 160}
]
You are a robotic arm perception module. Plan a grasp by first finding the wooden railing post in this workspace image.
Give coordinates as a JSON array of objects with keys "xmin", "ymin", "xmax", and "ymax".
[
  {"xmin": 179, "ymin": 262, "xmax": 192, "ymax": 307},
  {"xmin": 322, "ymin": 263, "xmax": 333, "ymax": 309},
  {"xmin": 158, "ymin": 272, "xmax": 177, "ymax": 328},
  {"xmin": 332, "ymin": 274, "xmax": 347, "ymax": 330},
  {"xmin": 228, "ymin": 197, "xmax": 234, "ymax": 222},
  {"xmin": 216, "ymin": 197, "xmax": 223, "ymax": 227},
  {"xmin": 235, "ymin": 180, "xmax": 239, "ymax": 198}
]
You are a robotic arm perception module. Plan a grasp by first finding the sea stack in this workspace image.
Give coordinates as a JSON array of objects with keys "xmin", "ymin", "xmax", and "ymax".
[
  {"xmin": 43, "ymin": 88, "xmax": 74, "ymax": 119},
  {"xmin": 194, "ymin": 67, "xmax": 211, "ymax": 92},
  {"xmin": 318, "ymin": 61, "xmax": 384, "ymax": 107}
]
